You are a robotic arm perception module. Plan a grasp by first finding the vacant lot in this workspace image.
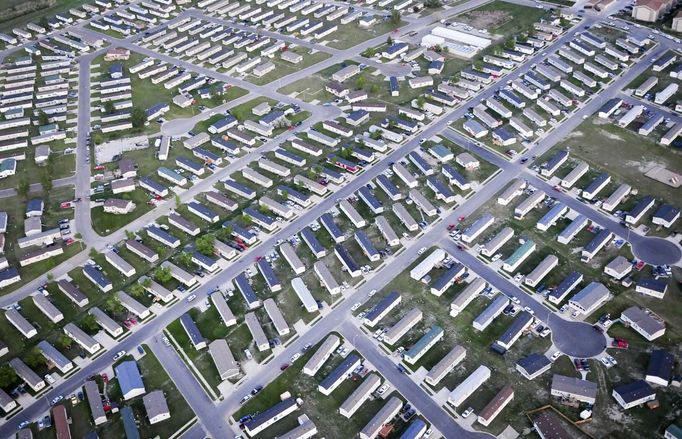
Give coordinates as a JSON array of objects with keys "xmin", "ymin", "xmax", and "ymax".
[{"xmin": 456, "ymin": 1, "xmax": 549, "ymax": 40}]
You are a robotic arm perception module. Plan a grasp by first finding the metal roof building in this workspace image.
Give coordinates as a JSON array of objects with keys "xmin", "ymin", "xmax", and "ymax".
[
  {"xmin": 235, "ymin": 273, "xmax": 260, "ymax": 309},
  {"xmin": 450, "ymin": 277, "xmax": 486, "ymax": 317},
  {"xmin": 482, "ymin": 227, "xmax": 514, "ymax": 258},
  {"xmin": 264, "ymin": 298, "xmax": 289, "ymax": 336},
  {"xmin": 355, "ymin": 230, "xmax": 380, "ymax": 262},
  {"xmin": 334, "ymin": 244, "xmax": 361, "ymax": 277},
  {"xmin": 5, "ymin": 308, "xmax": 37, "ymax": 338},
  {"xmin": 516, "ymin": 353, "xmax": 552, "ymax": 380},
  {"xmin": 211, "ymin": 293, "xmax": 237, "ymax": 327},
  {"xmin": 314, "ymin": 261, "xmax": 341, "ymax": 295},
  {"xmin": 257, "ymin": 259, "xmax": 282, "ymax": 293},
  {"xmin": 105, "ymin": 250, "xmax": 135, "ymax": 277},
  {"xmin": 431, "ymin": 263, "xmax": 466, "ymax": 296},
  {"xmin": 569, "ymin": 282, "xmax": 610, "ymax": 315},
  {"xmin": 364, "ymin": 291, "xmax": 401, "ymax": 328},
  {"xmin": 208, "ymin": 339, "xmax": 239, "ymax": 380},
  {"xmin": 64, "ymin": 322, "xmax": 101, "ymax": 354},
  {"xmin": 115, "ymin": 360, "xmax": 146, "ymax": 400},
  {"xmin": 473, "ymin": 295, "xmax": 509, "ymax": 331},
  {"xmin": 143, "ymin": 390, "xmax": 170, "ymax": 425},
  {"xmin": 291, "ymin": 277, "xmax": 318, "ymax": 313},
  {"xmin": 375, "ymin": 215, "xmax": 400, "ymax": 247},
  {"xmin": 404, "ymin": 325, "xmax": 444, "ymax": 364},
  {"xmin": 557, "ymin": 214, "xmax": 588, "ymax": 245},
  {"xmin": 524, "ymin": 255, "xmax": 559, "ymax": 288},
  {"xmin": 245, "ymin": 312, "xmax": 270, "ymax": 352},
  {"xmin": 303, "ymin": 334, "xmax": 340, "ymax": 377},
  {"xmin": 180, "ymin": 313, "xmax": 206, "ymax": 350},
  {"xmin": 383, "ymin": 308, "xmax": 423, "ymax": 346},
  {"xmin": 359, "ymin": 397, "xmax": 402, "ymax": 439},
  {"xmin": 548, "ymin": 271, "xmax": 583, "ymax": 304},
  {"xmin": 10, "ymin": 358, "xmax": 44, "ymax": 392},
  {"xmin": 89, "ymin": 307, "xmax": 123, "ymax": 337},
  {"xmin": 117, "ymin": 291, "xmax": 150, "ymax": 319},
  {"xmin": 279, "ymin": 242, "xmax": 305, "ymax": 275},
  {"xmin": 551, "ymin": 374, "xmax": 597, "ymax": 404},
  {"xmin": 320, "ymin": 213, "xmax": 345, "ymax": 243},
  {"xmin": 339, "ymin": 373, "xmax": 381, "ymax": 418},
  {"xmin": 319, "ymin": 354, "xmax": 361, "ymax": 396},
  {"xmin": 84, "ymin": 380, "xmax": 107, "ymax": 425},
  {"xmin": 447, "ymin": 365, "xmax": 491, "ymax": 407},
  {"xmin": 425, "ymin": 344, "xmax": 466, "ymax": 386},
  {"xmin": 478, "ymin": 385, "xmax": 514, "ymax": 427},
  {"xmin": 37, "ymin": 340, "xmax": 73, "ymax": 374}
]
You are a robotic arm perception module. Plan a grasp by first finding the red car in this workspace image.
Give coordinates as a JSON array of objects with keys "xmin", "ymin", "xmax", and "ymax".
[
  {"xmin": 447, "ymin": 224, "xmax": 456, "ymax": 231},
  {"xmin": 458, "ymin": 216, "xmax": 466, "ymax": 222},
  {"xmin": 94, "ymin": 165, "xmax": 105, "ymax": 171}
]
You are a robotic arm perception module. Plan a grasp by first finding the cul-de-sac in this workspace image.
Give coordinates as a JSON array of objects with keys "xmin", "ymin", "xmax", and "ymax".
[{"xmin": 0, "ymin": 0, "xmax": 680, "ymax": 437}]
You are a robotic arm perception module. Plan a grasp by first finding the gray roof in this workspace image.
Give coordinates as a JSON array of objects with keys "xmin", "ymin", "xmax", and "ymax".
[
  {"xmin": 516, "ymin": 353, "xmax": 551, "ymax": 376},
  {"xmin": 37, "ymin": 341, "xmax": 71, "ymax": 370},
  {"xmin": 143, "ymin": 390, "xmax": 169, "ymax": 421},
  {"xmin": 208, "ymin": 339, "xmax": 239, "ymax": 380},
  {"xmin": 551, "ymin": 374, "xmax": 597, "ymax": 400}
]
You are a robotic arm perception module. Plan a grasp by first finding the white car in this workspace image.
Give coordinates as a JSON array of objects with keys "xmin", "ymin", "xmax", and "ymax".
[
  {"xmin": 290, "ymin": 353, "xmax": 301, "ymax": 363},
  {"xmin": 351, "ymin": 303, "xmax": 361, "ymax": 312},
  {"xmin": 44, "ymin": 374, "xmax": 56, "ymax": 384},
  {"xmin": 550, "ymin": 352, "xmax": 561, "ymax": 362},
  {"xmin": 461, "ymin": 407, "xmax": 474, "ymax": 418},
  {"xmin": 417, "ymin": 247, "xmax": 427, "ymax": 255},
  {"xmin": 113, "ymin": 350, "xmax": 126, "ymax": 361},
  {"xmin": 491, "ymin": 253, "xmax": 502, "ymax": 262},
  {"xmin": 186, "ymin": 294, "xmax": 197, "ymax": 302},
  {"xmin": 600, "ymin": 357, "xmax": 611, "ymax": 367},
  {"xmin": 510, "ymin": 296, "xmax": 520, "ymax": 304},
  {"xmin": 524, "ymin": 306, "xmax": 534, "ymax": 315},
  {"xmin": 377, "ymin": 384, "xmax": 388, "ymax": 395},
  {"xmin": 368, "ymin": 289, "xmax": 376, "ymax": 297}
]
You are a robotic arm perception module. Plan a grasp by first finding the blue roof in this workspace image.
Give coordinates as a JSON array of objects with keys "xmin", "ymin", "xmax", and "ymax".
[
  {"xmin": 389, "ymin": 76, "xmax": 399, "ymax": 92},
  {"xmin": 176, "ymin": 156, "xmax": 203, "ymax": 171},
  {"xmin": 408, "ymin": 152, "xmax": 432, "ymax": 174},
  {"xmin": 257, "ymin": 259, "xmax": 280, "ymax": 289},
  {"xmin": 211, "ymin": 115, "xmax": 237, "ymax": 130},
  {"xmin": 147, "ymin": 225, "xmax": 179, "ymax": 246},
  {"xmin": 243, "ymin": 207, "xmax": 275, "ymax": 225},
  {"xmin": 194, "ymin": 147, "xmax": 220, "ymax": 162},
  {"xmin": 365, "ymin": 291, "xmax": 400, "ymax": 322},
  {"xmin": 549, "ymin": 271, "xmax": 583, "ymax": 301},
  {"xmin": 319, "ymin": 354, "xmax": 360, "ymax": 390},
  {"xmin": 179, "ymin": 313, "xmax": 205, "ymax": 347},
  {"xmin": 300, "ymin": 227, "xmax": 325, "ymax": 254},
  {"xmin": 320, "ymin": 213, "xmax": 343, "ymax": 239},
  {"xmin": 376, "ymin": 174, "xmax": 400, "ymax": 197},
  {"xmin": 347, "ymin": 110, "xmax": 369, "ymax": 122},
  {"xmin": 192, "ymin": 251, "xmax": 216, "ymax": 267},
  {"xmin": 335, "ymin": 244, "xmax": 359, "ymax": 272},
  {"xmin": 584, "ymin": 228, "xmax": 612, "ymax": 253},
  {"xmin": 442, "ymin": 164, "xmax": 468, "ymax": 186},
  {"xmin": 235, "ymin": 272, "xmax": 258, "ymax": 306},
  {"xmin": 385, "ymin": 42, "xmax": 408, "ymax": 55},
  {"xmin": 26, "ymin": 198, "xmax": 43, "ymax": 213},
  {"xmin": 355, "ymin": 230, "xmax": 379, "ymax": 258},
  {"xmin": 427, "ymin": 176, "xmax": 455, "ymax": 198},
  {"xmin": 211, "ymin": 137, "xmax": 239, "ymax": 152},
  {"xmin": 277, "ymin": 185, "xmax": 309, "ymax": 204},
  {"xmin": 358, "ymin": 186, "xmax": 382, "ymax": 210},
  {"xmin": 121, "ymin": 406, "xmax": 140, "ymax": 439},
  {"xmin": 224, "ymin": 179, "xmax": 256, "ymax": 197},
  {"xmin": 400, "ymin": 420, "xmax": 427, "ymax": 439},
  {"xmin": 145, "ymin": 102, "xmax": 168, "ymax": 117},
  {"xmin": 158, "ymin": 167, "xmax": 185, "ymax": 183},
  {"xmin": 83, "ymin": 265, "xmax": 111, "ymax": 288},
  {"xmin": 275, "ymin": 148, "xmax": 305, "ymax": 165},
  {"xmin": 188, "ymin": 201, "xmax": 218, "ymax": 220},
  {"xmin": 109, "ymin": 63, "xmax": 123, "ymax": 75},
  {"xmin": 115, "ymin": 361, "xmax": 145, "ymax": 397}
]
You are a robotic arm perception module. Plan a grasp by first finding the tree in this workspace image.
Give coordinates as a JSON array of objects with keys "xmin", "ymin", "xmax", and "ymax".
[
  {"xmin": 39, "ymin": 17, "xmax": 50, "ymax": 31},
  {"xmin": 104, "ymin": 296, "xmax": 124, "ymax": 314},
  {"xmin": 424, "ymin": 0, "xmax": 442, "ymax": 7},
  {"xmin": 89, "ymin": 248, "xmax": 98, "ymax": 258},
  {"xmin": 196, "ymin": 234, "xmax": 215, "ymax": 256},
  {"xmin": 141, "ymin": 277, "xmax": 152, "ymax": 288},
  {"xmin": 216, "ymin": 224, "xmax": 233, "ymax": 241},
  {"xmin": 177, "ymin": 251, "xmax": 193, "ymax": 267},
  {"xmin": 38, "ymin": 111, "xmax": 49, "ymax": 126},
  {"xmin": 417, "ymin": 96, "xmax": 426, "ymax": 110},
  {"xmin": 74, "ymin": 232, "xmax": 82, "ymax": 240},
  {"xmin": 390, "ymin": 10, "xmax": 401, "ymax": 25},
  {"xmin": 340, "ymin": 147, "xmax": 353, "ymax": 160},
  {"xmin": 369, "ymin": 84, "xmax": 379, "ymax": 94},
  {"xmin": 81, "ymin": 314, "xmax": 99, "ymax": 333},
  {"xmin": 17, "ymin": 177, "xmax": 30, "ymax": 199},
  {"xmin": 104, "ymin": 101, "xmax": 115, "ymax": 114},
  {"xmin": 241, "ymin": 214, "xmax": 252, "ymax": 226},
  {"xmin": 386, "ymin": 36, "xmax": 394, "ymax": 46},
  {"xmin": 370, "ymin": 130, "xmax": 383, "ymax": 140},
  {"xmin": 57, "ymin": 334, "xmax": 73, "ymax": 349},
  {"xmin": 24, "ymin": 348, "xmax": 45, "ymax": 368},
  {"xmin": 46, "ymin": 272, "xmax": 54, "ymax": 281},
  {"xmin": 355, "ymin": 75, "xmax": 366, "ymax": 90},
  {"xmin": 124, "ymin": 230, "xmax": 135, "ymax": 240},
  {"xmin": 153, "ymin": 266, "xmax": 172, "ymax": 283},
  {"xmin": 129, "ymin": 283, "xmax": 145, "ymax": 298},
  {"xmin": 131, "ymin": 107, "xmax": 147, "ymax": 129},
  {"xmin": 0, "ymin": 365, "xmax": 18, "ymax": 388},
  {"xmin": 364, "ymin": 47, "xmax": 376, "ymax": 58}
]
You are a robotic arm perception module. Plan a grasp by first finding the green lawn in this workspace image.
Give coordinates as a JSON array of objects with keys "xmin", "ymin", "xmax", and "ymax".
[
  {"xmin": 247, "ymin": 47, "xmax": 332, "ymax": 86},
  {"xmin": 456, "ymin": 1, "xmax": 551, "ymax": 40},
  {"xmin": 0, "ymin": 0, "xmax": 85, "ymax": 33}
]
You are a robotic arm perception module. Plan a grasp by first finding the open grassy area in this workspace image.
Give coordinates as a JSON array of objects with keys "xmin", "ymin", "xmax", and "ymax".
[
  {"xmin": 246, "ymin": 47, "xmax": 332, "ymax": 86},
  {"xmin": 326, "ymin": 20, "xmax": 406, "ymax": 50},
  {"xmin": 456, "ymin": 1, "xmax": 550, "ymax": 40},
  {"xmin": 546, "ymin": 117, "xmax": 682, "ymax": 211}
]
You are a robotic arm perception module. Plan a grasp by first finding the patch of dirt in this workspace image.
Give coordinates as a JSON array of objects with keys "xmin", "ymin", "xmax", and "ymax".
[
  {"xmin": 566, "ymin": 131, "xmax": 584, "ymax": 139},
  {"xmin": 459, "ymin": 11, "xmax": 512, "ymax": 30},
  {"xmin": 598, "ymin": 129, "xmax": 625, "ymax": 142}
]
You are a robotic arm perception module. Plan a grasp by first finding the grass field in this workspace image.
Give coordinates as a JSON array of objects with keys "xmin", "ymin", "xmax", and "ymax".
[
  {"xmin": 0, "ymin": 0, "xmax": 83, "ymax": 33},
  {"xmin": 456, "ymin": 1, "xmax": 550, "ymax": 40}
]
